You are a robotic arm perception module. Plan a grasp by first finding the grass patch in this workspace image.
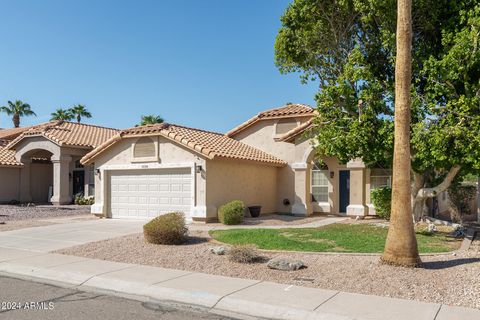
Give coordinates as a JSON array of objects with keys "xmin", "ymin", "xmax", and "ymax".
[{"xmin": 209, "ymin": 224, "xmax": 462, "ymax": 253}]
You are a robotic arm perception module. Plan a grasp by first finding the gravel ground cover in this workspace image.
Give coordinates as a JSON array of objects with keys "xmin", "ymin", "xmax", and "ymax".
[
  {"xmin": 0, "ymin": 205, "xmax": 93, "ymax": 231},
  {"xmin": 0, "ymin": 205, "xmax": 90, "ymax": 221},
  {"xmin": 57, "ymin": 228, "xmax": 480, "ymax": 309}
]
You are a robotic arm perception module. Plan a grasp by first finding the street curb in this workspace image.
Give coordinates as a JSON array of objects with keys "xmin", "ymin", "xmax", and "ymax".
[{"xmin": 0, "ymin": 269, "xmax": 353, "ymax": 320}]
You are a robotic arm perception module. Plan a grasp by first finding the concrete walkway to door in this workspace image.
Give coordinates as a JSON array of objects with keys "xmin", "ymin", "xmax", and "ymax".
[{"xmin": 0, "ymin": 219, "xmax": 145, "ymax": 252}]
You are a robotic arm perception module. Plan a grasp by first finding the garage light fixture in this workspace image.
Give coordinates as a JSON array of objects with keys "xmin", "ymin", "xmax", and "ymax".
[{"xmin": 196, "ymin": 165, "xmax": 202, "ymax": 173}]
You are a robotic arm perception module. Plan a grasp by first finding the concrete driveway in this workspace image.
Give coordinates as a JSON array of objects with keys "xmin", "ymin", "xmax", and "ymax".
[{"xmin": 0, "ymin": 219, "xmax": 145, "ymax": 252}]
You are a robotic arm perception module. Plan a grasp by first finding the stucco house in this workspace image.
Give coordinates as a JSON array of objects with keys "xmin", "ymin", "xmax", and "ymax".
[
  {"xmin": 80, "ymin": 104, "xmax": 390, "ymax": 221},
  {"xmin": 0, "ymin": 121, "xmax": 118, "ymax": 205}
]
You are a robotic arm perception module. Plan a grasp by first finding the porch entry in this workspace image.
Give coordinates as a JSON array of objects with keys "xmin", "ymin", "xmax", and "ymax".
[
  {"xmin": 339, "ymin": 170, "xmax": 350, "ymax": 213},
  {"xmin": 73, "ymin": 170, "xmax": 85, "ymax": 196}
]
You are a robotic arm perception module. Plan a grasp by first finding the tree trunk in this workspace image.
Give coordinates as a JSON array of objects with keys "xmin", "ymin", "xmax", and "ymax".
[
  {"xmin": 381, "ymin": 0, "xmax": 421, "ymax": 267},
  {"xmin": 13, "ymin": 113, "xmax": 20, "ymax": 128},
  {"xmin": 411, "ymin": 166, "xmax": 461, "ymax": 220},
  {"xmin": 77, "ymin": 115, "xmax": 81, "ymax": 123}
]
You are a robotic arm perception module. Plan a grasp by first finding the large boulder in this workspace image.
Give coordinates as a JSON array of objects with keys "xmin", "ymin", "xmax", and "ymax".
[{"xmin": 267, "ymin": 258, "xmax": 306, "ymax": 271}]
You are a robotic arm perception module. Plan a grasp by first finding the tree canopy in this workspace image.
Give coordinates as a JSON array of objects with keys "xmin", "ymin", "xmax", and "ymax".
[
  {"xmin": 275, "ymin": 0, "xmax": 480, "ymax": 214},
  {"xmin": 51, "ymin": 108, "xmax": 74, "ymax": 121},
  {"xmin": 0, "ymin": 100, "xmax": 36, "ymax": 127},
  {"xmin": 139, "ymin": 115, "xmax": 164, "ymax": 126}
]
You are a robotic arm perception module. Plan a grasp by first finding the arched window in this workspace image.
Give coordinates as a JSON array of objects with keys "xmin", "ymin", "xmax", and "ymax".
[
  {"xmin": 133, "ymin": 137, "xmax": 156, "ymax": 158},
  {"xmin": 275, "ymin": 119, "xmax": 297, "ymax": 135},
  {"xmin": 312, "ymin": 161, "xmax": 329, "ymax": 202}
]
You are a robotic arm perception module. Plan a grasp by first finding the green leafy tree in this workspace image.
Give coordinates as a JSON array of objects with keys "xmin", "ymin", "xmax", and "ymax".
[
  {"xmin": 0, "ymin": 100, "xmax": 36, "ymax": 128},
  {"xmin": 139, "ymin": 115, "xmax": 164, "ymax": 126},
  {"xmin": 50, "ymin": 108, "xmax": 74, "ymax": 121},
  {"xmin": 69, "ymin": 104, "xmax": 92, "ymax": 123},
  {"xmin": 275, "ymin": 1, "xmax": 480, "ymax": 220}
]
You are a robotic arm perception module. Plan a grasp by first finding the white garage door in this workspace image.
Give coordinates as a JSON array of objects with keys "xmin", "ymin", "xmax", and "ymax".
[{"xmin": 109, "ymin": 168, "xmax": 192, "ymax": 219}]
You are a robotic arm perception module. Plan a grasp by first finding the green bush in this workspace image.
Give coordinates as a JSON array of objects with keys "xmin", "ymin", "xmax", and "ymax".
[
  {"xmin": 218, "ymin": 200, "xmax": 245, "ymax": 225},
  {"xmin": 74, "ymin": 194, "xmax": 95, "ymax": 205},
  {"xmin": 371, "ymin": 187, "xmax": 392, "ymax": 220},
  {"xmin": 143, "ymin": 212, "xmax": 188, "ymax": 245}
]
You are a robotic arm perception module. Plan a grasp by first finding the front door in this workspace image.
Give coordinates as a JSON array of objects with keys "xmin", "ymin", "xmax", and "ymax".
[
  {"xmin": 339, "ymin": 170, "xmax": 350, "ymax": 213},
  {"xmin": 73, "ymin": 171, "xmax": 85, "ymax": 196}
]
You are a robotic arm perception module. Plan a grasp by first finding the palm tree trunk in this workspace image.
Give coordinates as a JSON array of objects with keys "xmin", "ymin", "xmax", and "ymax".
[
  {"xmin": 381, "ymin": 0, "xmax": 421, "ymax": 267},
  {"xmin": 13, "ymin": 113, "xmax": 20, "ymax": 128},
  {"xmin": 77, "ymin": 114, "xmax": 81, "ymax": 123}
]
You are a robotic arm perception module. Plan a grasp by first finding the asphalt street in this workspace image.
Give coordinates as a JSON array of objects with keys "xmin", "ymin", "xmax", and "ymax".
[{"xmin": 0, "ymin": 276, "xmax": 238, "ymax": 320}]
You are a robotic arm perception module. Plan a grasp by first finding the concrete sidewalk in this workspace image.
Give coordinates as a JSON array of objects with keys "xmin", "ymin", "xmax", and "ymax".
[{"xmin": 0, "ymin": 247, "xmax": 478, "ymax": 320}]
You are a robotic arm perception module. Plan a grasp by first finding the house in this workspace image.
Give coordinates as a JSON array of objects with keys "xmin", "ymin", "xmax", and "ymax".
[
  {"xmin": 81, "ymin": 104, "xmax": 390, "ymax": 221},
  {"xmin": 0, "ymin": 121, "xmax": 119, "ymax": 204}
]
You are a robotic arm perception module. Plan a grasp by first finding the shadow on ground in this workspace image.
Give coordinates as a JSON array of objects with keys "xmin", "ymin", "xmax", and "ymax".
[{"xmin": 422, "ymin": 257, "xmax": 480, "ymax": 269}]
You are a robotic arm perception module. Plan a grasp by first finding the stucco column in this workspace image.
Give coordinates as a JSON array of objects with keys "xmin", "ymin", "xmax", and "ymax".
[
  {"xmin": 292, "ymin": 163, "xmax": 313, "ymax": 216},
  {"xmin": 51, "ymin": 155, "xmax": 72, "ymax": 205},
  {"xmin": 19, "ymin": 158, "xmax": 32, "ymax": 203},
  {"xmin": 346, "ymin": 159, "xmax": 367, "ymax": 216}
]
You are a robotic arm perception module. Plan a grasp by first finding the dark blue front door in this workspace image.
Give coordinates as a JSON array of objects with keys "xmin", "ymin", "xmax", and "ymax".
[{"xmin": 339, "ymin": 170, "xmax": 350, "ymax": 213}]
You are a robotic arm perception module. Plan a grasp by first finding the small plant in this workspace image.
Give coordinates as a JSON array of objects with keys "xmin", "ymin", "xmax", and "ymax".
[
  {"xmin": 143, "ymin": 212, "xmax": 188, "ymax": 245},
  {"xmin": 74, "ymin": 194, "xmax": 95, "ymax": 205},
  {"xmin": 218, "ymin": 200, "xmax": 245, "ymax": 225},
  {"xmin": 371, "ymin": 187, "xmax": 391, "ymax": 220},
  {"xmin": 227, "ymin": 244, "xmax": 261, "ymax": 263}
]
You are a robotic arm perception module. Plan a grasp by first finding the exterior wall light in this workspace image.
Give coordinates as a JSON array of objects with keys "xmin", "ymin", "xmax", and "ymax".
[
  {"xmin": 330, "ymin": 171, "xmax": 335, "ymax": 179},
  {"xmin": 196, "ymin": 165, "xmax": 202, "ymax": 173}
]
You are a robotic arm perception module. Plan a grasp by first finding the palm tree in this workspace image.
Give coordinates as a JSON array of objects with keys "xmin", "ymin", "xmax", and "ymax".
[
  {"xmin": 381, "ymin": 0, "xmax": 421, "ymax": 267},
  {"xmin": 50, "ymin": 108, "xmax": 74, "ymax": 121},
  {"xmin": 140, "ymin": 115, "xmax": 164, "ymax": 126},
  {"xmin": 0, "ymin": 100, "xmax": 36, "ymax": 128},
  {"xmin": 69, "ymin": 104, "xmax": 92, "ymax": 123}
]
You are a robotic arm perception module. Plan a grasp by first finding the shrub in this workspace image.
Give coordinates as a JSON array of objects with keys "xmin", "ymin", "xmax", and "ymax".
[
  {"xmin": 227, "ymin": 244, "xmax": 260, "ymax": 263},
  {"xmin": 218, "ymin": 200, "xmax": 245, "ymax": 225},
  {"xmin": 143, "ymin": 212, "xmax": 188, "ymax": 245},
  {"xmin": 371, "ymin": 187, "xmax": 392, "ymax": 220},
  {"xmin": 74, "ymin": 194, "xmax": 95, "ymax": 205}
]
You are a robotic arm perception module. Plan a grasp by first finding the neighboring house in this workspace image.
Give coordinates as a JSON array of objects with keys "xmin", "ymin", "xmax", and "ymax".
[
  {"xmin": 0, "ymin": 121, "xmax": 119, "ymax": 204},
  {"xmin": 80, "ymin": 104, "xmax": 393, "ymax": 221}
]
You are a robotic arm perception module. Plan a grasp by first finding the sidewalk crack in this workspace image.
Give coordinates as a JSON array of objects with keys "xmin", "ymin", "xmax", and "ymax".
[
  {"xmin": 209, "ymin": 280, "xmax": 263, "ymax": 311},
  {"xmin": 433, "ymin": 304, "xmax": 443, "ymax": 320},
  {"xmin": 313, "ymin": 291, "xmax": 340, "ymax": 311}
]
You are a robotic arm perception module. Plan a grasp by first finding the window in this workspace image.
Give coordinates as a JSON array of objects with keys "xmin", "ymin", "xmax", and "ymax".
[
  {"xmin": 87, "ymin": 166, "xmax": 95, "ymax": 196},
  {"xmin": 133, "ymin": 137, "xmax": 156, "ymax": 158},
  {"xmin": 370, "ymin": 168, "xmax": 392, "ymax": 190},
  {"xmin": 311, "ymin": 161, "xmax": 329, "ymax": 202},
  {"xmin": 275, "ymin": 119, "xmax": 297, "ymax": 135}
]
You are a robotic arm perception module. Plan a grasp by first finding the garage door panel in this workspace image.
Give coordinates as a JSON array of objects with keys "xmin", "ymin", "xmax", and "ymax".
[{"xmin": 109, "ymin": 168, "xmax": 192, "ymax": 219}]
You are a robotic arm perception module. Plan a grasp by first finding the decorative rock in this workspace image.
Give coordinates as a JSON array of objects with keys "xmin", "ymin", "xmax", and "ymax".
[
  {"xmin": 267, "ymin": 258, "xmax": 306, "ymax": 271},
  {"xmin": 210, "ymin": 246, "xmax": 227, "ymax": 255},
  {"xmin": 427, "ymin": 223, "xmax": 437, "ymax": 233}
]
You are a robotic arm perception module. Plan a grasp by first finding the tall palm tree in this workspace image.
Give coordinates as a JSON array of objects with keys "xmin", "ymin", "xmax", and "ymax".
[
  {"xmin": 50, "ymin": 108, "xmax": 74, "ymax": 121},
  {"xmin": 69, "ymin": 104, "xmax": 92, "ymax": 123},
  {"xmin": 0, "ymin": 100, "xmax": 36, "ymax": 128},
  {"xmin": 381, "ymin": 0, "xmax": 421, "ymax": 267},
  {"xmin": 140, "ymin": 115, "xmax": 164, "ymax": 126}
]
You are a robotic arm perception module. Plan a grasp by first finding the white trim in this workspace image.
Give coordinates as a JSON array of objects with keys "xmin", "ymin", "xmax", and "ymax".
[
  {"xmin": 292, "ymin": 162, "xmax": 308, "ymax": 170},
  {"xmin": 346, "ymin": 204, "xmax": 366, "ymax": 216}
]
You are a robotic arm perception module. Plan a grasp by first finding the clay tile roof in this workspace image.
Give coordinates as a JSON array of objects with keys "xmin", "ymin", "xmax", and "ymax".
[
  {"xmin": 0, "ymin": 125, "xmax": 44, "ymax": 141},
  {"xmin": 0, "ymin": 146, "xmax": 22, "ymax": 167},
  {"xmin": 7, "ymin": 121, "xmax": 120, "ymax": 149},
  {"xmin": 276, "ymin": 119, "xmax": 314, "ymax": 142},
  {"xmin": 81, "ymin": 123, "xmax": 287, "ymax": 167},
  {"xmin": 226, "ymin": 103, "xmax": 315, "ymax": 137}
]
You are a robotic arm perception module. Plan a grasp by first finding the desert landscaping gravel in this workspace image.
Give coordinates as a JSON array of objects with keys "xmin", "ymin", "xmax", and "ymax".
[
  {"xmin": 0, "ymin": 205, "xmax": 90, "ymax": 221},
  {"xmin": 57, "ymin": 229, "xmax": 480, "ymax": 310},
  {"xmin": 0, "ymin": 205, "xmax": 93, "ymax": 231}
]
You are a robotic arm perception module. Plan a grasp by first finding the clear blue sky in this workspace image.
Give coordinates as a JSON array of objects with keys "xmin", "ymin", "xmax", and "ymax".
[{"xmin": 0, "ymin": 0, "xmax": 317, "ymax": 133}]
